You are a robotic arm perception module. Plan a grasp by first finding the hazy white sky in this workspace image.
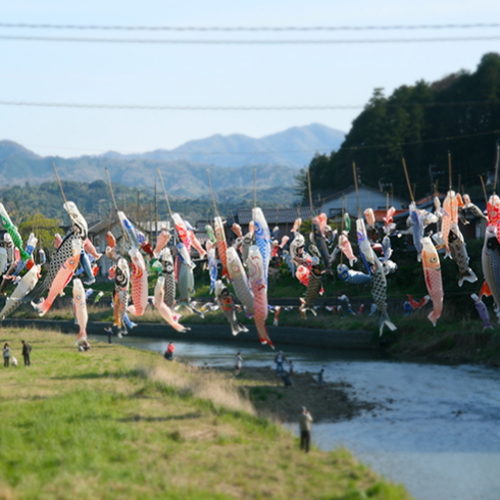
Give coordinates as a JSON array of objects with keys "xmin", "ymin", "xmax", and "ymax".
[{"xmin": 1, "ymin": 1, "xmax": 499, "ymax": 157}]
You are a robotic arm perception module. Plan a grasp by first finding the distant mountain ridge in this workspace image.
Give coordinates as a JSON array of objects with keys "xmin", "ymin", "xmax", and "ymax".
[
  {"xmin": 0, "ymin": 123, "xmax": 344, "ymax": 197},
  {"xmin": 101, "ymin": 123, "xmax": 345, "ymax": 168}
]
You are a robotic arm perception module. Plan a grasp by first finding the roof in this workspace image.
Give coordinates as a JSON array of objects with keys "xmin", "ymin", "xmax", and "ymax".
[
  {"xmin": 88, "ymin": 215, "xmax": 119, "ymax": 234},
  {"xmin": 320, "ymin": 184, "xmax": 406, "ymax": 205},
  {"xmin": 88, "ymin": 214, "xmax": 149, "ymax": 235}
]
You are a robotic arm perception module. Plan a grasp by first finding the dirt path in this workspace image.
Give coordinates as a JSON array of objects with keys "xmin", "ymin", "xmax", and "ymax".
[{"xmin": 216, "ymin": 366, "xmax": 379, "ymax": 423}]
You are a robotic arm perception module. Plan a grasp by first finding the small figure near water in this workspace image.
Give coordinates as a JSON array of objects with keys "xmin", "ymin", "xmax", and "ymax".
[
  {"xmin": 164, "ymin": 342, "xmax": 175, "ymax": 361},
  {"xmin": 281, "ymin": 371, "xmax": 292, "ymax": 387},
  {"xmin": 299, "ymin": 406, "xmax": 313, "ymax": 453},
  {"xmin": 317, "ymin": 367, "xmax": 325, "ymax": 386},
  {"xmin": 234, "ymin": 351, "xmax": 243, "ymax": 376},
  {"xmin": 274, "ymin": 350, "xmax": 286, "ymax": 374}
]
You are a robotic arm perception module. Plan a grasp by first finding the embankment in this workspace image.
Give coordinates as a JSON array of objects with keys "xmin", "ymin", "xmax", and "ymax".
[{"xmin": 0, "ymin": 327, "xmax": 412, "ymax": 499}]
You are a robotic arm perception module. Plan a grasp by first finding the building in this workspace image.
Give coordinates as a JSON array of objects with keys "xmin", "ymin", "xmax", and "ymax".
[
  {"xmin": 319, "ymin": 186, "xmax": 407, "ymax": 219},
  {"xmin": 233, "ymin": 206, "xmax": 308, "ymax": 240}
]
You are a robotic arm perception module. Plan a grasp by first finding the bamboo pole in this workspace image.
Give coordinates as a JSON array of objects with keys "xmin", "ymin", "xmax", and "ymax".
[{"xmin": 401, "ymin": 157, "xmax": 415, "ymax": 203}]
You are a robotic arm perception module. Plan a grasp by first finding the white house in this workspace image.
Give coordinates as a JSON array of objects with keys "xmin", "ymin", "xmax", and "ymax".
[{"xmin": 319, "ymin": 186, "xmax": 407, "ymax": 219}]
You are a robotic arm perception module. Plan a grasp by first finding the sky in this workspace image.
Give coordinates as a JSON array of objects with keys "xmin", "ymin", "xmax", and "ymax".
[{"xmin": 0, "ymin": 1, "xmax": 499, "ymax": 157}]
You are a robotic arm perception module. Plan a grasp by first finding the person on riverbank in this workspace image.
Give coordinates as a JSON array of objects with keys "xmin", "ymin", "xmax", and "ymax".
[
  {"xmin": 317, "ymin": 367, "xmax": 325, "ymax": 386},
  {"xmin": 3, "ymin": 343, "xmax": 10, "ymax": 367},
  {"xmin": 234, "ymin": 352, "xmax": 243, "ymax": 376},
  {"xmin": 21, "ymin": 340, "xmax": 31, "ymax": 366},
  {"xmin": 299, "ymin": 406, "xmax": 313, "ymax": 453},
  {"xmin": 164, "ymin": 342, "xmax": 175, "ymax": 361},
  {"xmin": 282, "ymin": 370, "xmax": 292, "ymax": 387},
  {"xmin": 274, "ymin": 351, "xmax": 286, "ymax": 374}
]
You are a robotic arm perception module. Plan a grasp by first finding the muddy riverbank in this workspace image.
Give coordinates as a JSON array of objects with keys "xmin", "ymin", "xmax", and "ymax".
[{"xmin": 215, "ymin": 366, "xmax": 379, "ymax": 422}]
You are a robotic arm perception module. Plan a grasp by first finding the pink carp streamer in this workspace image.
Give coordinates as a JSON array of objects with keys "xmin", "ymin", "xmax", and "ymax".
[
  {"xmin": 339, "ymin": 232, "xmax": 357, "ymax": 267},
  {"xmin": 296, "ymin": 265, "xmax": 311, "ymax": 287},
  {"xmin": 486, "ymin": 194, "xmax": 500, "ymax": 243},
  {"xmin": 32, "ymin": 240, "xmax": 81, "ymax": 317},
  {"xmin": 172, "ymin": 213, "xmax": 191, "ymax": 249},
  {"xmin": 83, "ymin": 238, "xmax": 102, "ymax": 260},
  {"xmin": 421, "ymin": 237, "xmax": 443, "ymax": 326},
  {"xmin": 364, "ymin": 208, "xmax": 376, "ymax": 227},
  {"xmin": 188, "ymin": 229, "xmax": 207, "ymax": 258},
  {"xmin": 247, "ymin": 245, "xmax": 274, "ymax": 348},
  {"xmin": 53, "ymin": 233, "xmax": 63, "ymax": 249},
  {"xmin": 106, "ymin": 231, "xmax": 116, "ymax": 248},
  {"xmin": 153, "ymin": 229, "xmax": 170, "ymax": 258},
  {"xmin": 153, "ymin": 277, "xmax": 189, "ymax": 332},
  {"xmin": 442, "ymin": 190, "xmax": 458, "ymax": 255},
  {"xmin": 73, "ymin": 278, "xmax": 88, "ymax": 342},
  {"xmin": 127, "ymin": 248, "xmax": 148, "ymax": 316},
  {"xmin": 317, "ymin": 213, "xmax": 328, "ymax": 233},
  {"xmin": 292, "ymin": 217, "xmax": 302, "ymax": 233}
]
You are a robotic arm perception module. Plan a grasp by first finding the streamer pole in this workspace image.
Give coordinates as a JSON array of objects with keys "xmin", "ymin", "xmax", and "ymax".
[
  {"xmin": 104, "ymin": 167, "xmax": 119, "ymax": 214},
  {"xmin": 352, "ymin": 161, "xmax": 360, "ymax": 216},
  {"xmin": 156, "ymin": 168, "xmax": 178, "ymax": 243},
  {"xmin": 207, "ymin": 169, "xmax": 219, "ymax": 217},
  {"xmin": 104, "ymin": 166, "xmax": 130, "ymax": 244},
  {"xmin": 307, "ymin": 168, "xmax": 314, "ymax": 216},
  {"xmin": 494, "ymin": 142, "xmax": 500, "ymax": 194},
  {"xmin": 52, "ymin": 163, "xmax": 68, "ymax": 205},
  {"xmin": 401, "ymin": 157, "xmax": 415, "ymax": 203},
  {"xmin": 479, "ymin": 175, "xmax": 488, "ymax": 204},
  {"xmin": 253, "ymin": 167, "xmax": 257, "ymax": 209},
  {"xmin": 448, "ymin": 150, "xmax": 452, "ymax": 191},
  {"xmin": 156, "ymin": 168, "xmax": 174, "ymax": 219}
]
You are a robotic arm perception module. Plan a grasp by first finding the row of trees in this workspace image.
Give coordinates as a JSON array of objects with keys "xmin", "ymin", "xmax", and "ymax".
[{"xmin": 300, "ymin": 52, "xmax": 500, "ymax": 203}]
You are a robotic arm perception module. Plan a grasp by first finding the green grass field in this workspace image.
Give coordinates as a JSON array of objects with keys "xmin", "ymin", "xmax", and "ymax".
[{"xmin": 0, "ymin": 328, "xmax": 413, "ymax": 500}]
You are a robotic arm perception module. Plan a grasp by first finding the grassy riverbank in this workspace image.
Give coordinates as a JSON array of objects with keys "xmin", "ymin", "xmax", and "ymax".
[
  {"xmin": 0, "ymin": 327, "xmax": 412, "ymax": 500},
  {"xmin": 11, "ymin": 300, "xmax": 500, "ymax": 366},
  {"xmin": 383, "ymin": 313, "xmax": 500, "ymax": 366}
]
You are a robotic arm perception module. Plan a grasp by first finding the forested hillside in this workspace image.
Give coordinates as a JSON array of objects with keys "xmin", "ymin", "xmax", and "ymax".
[
  {"xmin": 300, "ymin": 53, "xmax": 500, "ymax": 202},
  {"xmin": 0, "ymin": 180, "xmax": 297, "ymax": 224}
]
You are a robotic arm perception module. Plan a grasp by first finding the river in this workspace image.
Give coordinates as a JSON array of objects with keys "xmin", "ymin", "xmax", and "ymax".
[{"xmin": 97, "ymin": 335, "xmax": 500, "ymax": 500}]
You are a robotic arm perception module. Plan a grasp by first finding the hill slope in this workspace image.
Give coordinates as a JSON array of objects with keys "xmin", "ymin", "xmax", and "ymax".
[
  {"xmin": 0, "ymin": 124, "xmax": 344, "ymax": 199},
  {"xmin": 102, "ymin": 123, "xmax": 344, "ymax": 168}
]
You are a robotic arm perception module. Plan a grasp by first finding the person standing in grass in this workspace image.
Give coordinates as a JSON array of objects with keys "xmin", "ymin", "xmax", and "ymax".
[
  {"xmin": 3, "ymin": 342, "xmax": 10, "ymax": 367},
  {"xmin": 299, "ymin": 406, "xmax": 313, "ymax": 453},
  {"xmin": 21, "ymin": 340, "xmax": 31, "ymax": 366}
]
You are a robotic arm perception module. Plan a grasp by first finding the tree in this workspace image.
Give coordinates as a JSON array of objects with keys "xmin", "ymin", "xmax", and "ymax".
[
  {"xmin": 18, "ymin": 213, "xmax": 62, "ymax": 250},
  {"xmin": 303, "ymin": 53, "xmax": 500, "ymax": 201}
]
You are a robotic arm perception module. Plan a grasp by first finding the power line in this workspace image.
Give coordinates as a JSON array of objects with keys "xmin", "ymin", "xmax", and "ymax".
[
  {"xmin": 1, "ymin": 22, "xmax": 499, "ymax": 31},
  {"xmin": 0, "ymin": 99, "xmax": 498, "ymax": 111},
  {"xmin": 0, "ymin": 100, "xmax": 361, "ymax": 111},
  {"xmin": 1, "ymin": 34, "xmax": 500, "ymax": 44}
]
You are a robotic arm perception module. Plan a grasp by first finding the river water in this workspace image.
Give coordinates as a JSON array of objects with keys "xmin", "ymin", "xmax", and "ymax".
[{"xmin": 100, "ymin": 335, "xmax": 500, "ymax": 500}]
